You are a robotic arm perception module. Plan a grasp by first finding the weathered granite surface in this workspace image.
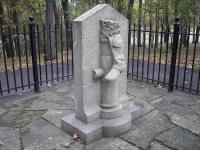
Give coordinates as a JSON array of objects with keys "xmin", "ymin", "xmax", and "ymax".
[
  {"xmin": 62, "ymin": 4, "xmax": 140, "ymax": 144},
  {"xmin": 0, "ymin": 127, "xmax": 21, "ymax": 150},
  {"xmin": 127, "ymin": 80, "xmax": 167, "ymax": 102},
  {"xmin": 42, "ymin": 109, "xmax": 74, "ymax": 128},
  {"xmin": 0, "ymin": 107, "xmax": 6, "ymax": 116},
  {"xmin": 121, "ymin": 110, "xmax": 174, "ymax": 149},
  {"xmin": 152, "ymin": 91, "xmax": 200, "ymax": 136},
  {"xmin": 156, "ymin": 127, "xmax": 200, "ymax": 150},
  {"xmin": 129, "ymin": 95, "xmax": 155, "ymax": 120},
  {"xmin": 85, "ymin": 138, "xmax": 139, "ymax": 150},
  {"xmin": 70, "ymin": 4, "xmax": 129, "ymax": 122},
  {"xmin": 149, "ymin": 142, "xmax": 173, "ymax": 150},
  {"xmin": 22, "ymin": 118, "xmax": 83, "ymax": 150}
]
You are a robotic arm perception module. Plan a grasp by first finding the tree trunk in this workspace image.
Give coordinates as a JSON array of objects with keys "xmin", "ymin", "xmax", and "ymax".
[
  {"xmin": 127, "ymin": 0, "xmax": 134, "ymax": 29},
  {"xmin": 13, "ymin": 9, "xmax": 21, "ymax": 57},
  {"xmin": 61, "ymin": 0, "xmax": 70, "ymax": 29},
  {"xmin": 164, "ymin": 0, "xmax": 170, "ymax": 51},
  {"xmin": 13, "ymin": 9, "xmax": 19, "ymax": 27},
  {"xmin": 154, "ymin": 0, "xmax": 159, "ymax": 48},
  {"xmin": 127, "ymin": 0, "xmax": 134, "ymax": 50},
  {"xmin": 196, "ymin": 1, "xmax": 200, "ymax": 43},
  {"xmin": 0, "ymin": 1, "xmax": 14, "ymax": 58},
  {"xmin": 61, "ymin": 0, "xmax": 72, "ymax": 50},
  {"xmin": 105, "ymin": 0, "xmax": 112, "ymax": 5},
  {"xmin": 45, "ymin": 0, "xmax": 56, "ymax": 60},
  {"xmin": 137, "ymin": 0, "xmax": 142, "ymax": 46},
  {"xmin": 117, "ymin": 0, "xmax": 123, "ymax": 14},
  {"xmin": 164, "ymin": 0, "xmax": 169, "ymax": 43},
  {"xmin": 0, "ymin": 1, "xmax": 3, "ymax": 25},
  {"xmin": 53, "ymin": 1, "xmax": 61, "ymax": 50},
  {"xmin": 174, "ymin": 0, "xmax": 178, "ymax": 16},
  {"xmin": 149, "ymin": 0, "xmax": 153, "ymax": 24},
  {"xmin": 196, "ymin": 25, "xmax": 199, "ymax": 43},
  {"xmin": 192, "ymin": 25, "xmax": 195, "ymax": 43},
  {"xmin": 182, "ymin": 27, "xmax": 188, "ymax": 47},
  {"xmin": 96, "ymin": 0, "xmax": 100, "ymax": 4},
  {"xmin": 192, "ymin": 1, "xmax": 196, "ymax": 43}
]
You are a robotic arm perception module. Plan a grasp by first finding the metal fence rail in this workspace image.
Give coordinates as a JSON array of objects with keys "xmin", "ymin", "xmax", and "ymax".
[
  {"xmin": 0, "ymin": 18, "xmax": 73, "ymax": 96},
  {"xmin": 128, "ymin": 17, "xmax": 200, "ymax": 95}
]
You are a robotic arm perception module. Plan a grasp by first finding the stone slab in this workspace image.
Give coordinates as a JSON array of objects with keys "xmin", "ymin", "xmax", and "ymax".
[
  {"xmin": 167, "ymin": 112, "xmax": 200, "ymax": 136},
  {"xmin": 0, "ymin": 90, "xmax": 75, "ymax": 111},
  {"xmin": 85, "ymin": 138, "xmax": 139, "ymax": 150},
  {"xmin": 27, "ymin": 91, "xmax": 75, "ymax": 110},
  {"xmin": 121, "ymin": 110, "xmax": 174, "ymax": 149},
  {"xmin": 127, "ymin": 80, "xmax": 166, "ymax": 102},
  {"xmin": 156, "ymin": 127, "xmax": 200, "ymax": 150},
  {"xmin": 128, "ymin": 95, "xmax": 155, "ymax": 120},
  {"xmin": 55, "ymin": 82, "xmax": 75, "ymax": 99},
  {"xmin": 0, "ymin": 127, "xmax": 21, "ymax": 150},
  {"xmin": 0, "ymin": 107, "xmax": 7, "ymax": 116},
  {"xmin": 0, "ymin": 94, "xmax": 41, "ymax": 111},
  {"xmin": 0, "ymin": 110, "xmax": 45, "ymax": 128},
  {"xmin": 152, "ymin": 91, "xmax": 200, "ymax": 114},
  {"xmin": 151, "ymin": 91, "xmax": 200, "ymax": 136},
  {"xmin": 149, "ymin": 142, "xmax": 173, "ymax": 150},
  {"xmin": 22, "ymin": 118, "xmax": 83, "ymax": 150},
  {"xmin": 42, "ymin": 109, "xmax": 74, "ymax": 128}
]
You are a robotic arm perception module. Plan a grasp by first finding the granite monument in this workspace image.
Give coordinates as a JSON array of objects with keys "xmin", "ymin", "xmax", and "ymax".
[{"xmin": 62, "ymin": 4, "xmax": 140, "ymax": 144}]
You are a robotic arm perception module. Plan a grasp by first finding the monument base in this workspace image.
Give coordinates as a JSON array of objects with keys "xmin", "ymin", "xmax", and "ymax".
[{"xmin": 61, "ymin": 103, "xmax": 140, "ymax": 144}]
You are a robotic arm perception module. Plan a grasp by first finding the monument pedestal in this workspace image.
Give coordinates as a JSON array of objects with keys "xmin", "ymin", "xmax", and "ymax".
[{"xmin": 62, "ymin": 103, "xmax": 140, "ymax": 144}]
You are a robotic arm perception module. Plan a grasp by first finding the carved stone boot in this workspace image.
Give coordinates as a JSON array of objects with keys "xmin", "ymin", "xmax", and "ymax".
[
  {"xmin": 104, "ymin": 67, "xmax": 120, "ymax": 81},
  {"xmin": 105, "ymin": 33, "xmax": 126, "ymax": 81}
]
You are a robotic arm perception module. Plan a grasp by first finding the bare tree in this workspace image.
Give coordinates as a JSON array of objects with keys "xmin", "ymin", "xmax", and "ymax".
[
  {"xmin": 174, "ymin": 0, "xmax": 178, "ymax": 16},
  {"xmin": 105, "ymin": 0, "xmax": 112, "ymax": 5},
  {"xmin": 127, "ymin": 0, "xmax": 134, "ymax": 29},
  {"xmin": 45, "ymin": 0, "xmax": 56, "ymax": 60},
  {"xmin": 96, "ymin": 0, "xmax": 100, "ymax": 4},
  {"xmin": 127, "ymin": 0, "xmax": 134, "ymax": 49},
  {"xmin": 138, "ymin": 0, "xmax": 142, "ymax": 46},
  {"xmin": 196, "ymin": 0, "xmax": 200, "ymax": 42},
  {"xmin": 117, "ymin": 0, "xmax": 123, "ymax": 13},
  {"xmin": 164, "ymin": 0, "xmax": 170, "ymax": 43},
  {"xmin": 0, "ymin": 1, "xmax": 15, "ymax": 58},
  {"xmin": 53, "ymin": 0, "xmax": 61, "ymax": 49},
  {"xmin": 61, "ymin": 0, "xmax": 70, "ymax": 29}
]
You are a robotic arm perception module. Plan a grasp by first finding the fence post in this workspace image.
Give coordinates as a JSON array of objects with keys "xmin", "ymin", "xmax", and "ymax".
[
  {"xmin": 168, "ymin": 17, "xmax": 180, "ymax": 92},
  {"xmin": 29, "ymin": 17, "xmax": 40, "ymax": 93},
  {"xmin": 127, "ymin": 26, "xmax": 131, "ymax": 76}
]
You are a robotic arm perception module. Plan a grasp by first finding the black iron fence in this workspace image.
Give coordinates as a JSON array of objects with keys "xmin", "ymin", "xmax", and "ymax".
[
  {"xmin": 0, "ymin": 17, "xmax": 200, "ymax": 96},
  {"xmin": 0, "ymin": 18, "xmax": 73, "ymax": 96},
  {"xmin": 128, "ymin": 17, "xmax": 200, "ymax": 95}
]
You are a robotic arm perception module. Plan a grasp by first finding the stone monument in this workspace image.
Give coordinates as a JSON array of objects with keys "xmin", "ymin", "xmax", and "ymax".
[{"xmin": 62, "ymin": 4, "xmax": 140, "ymax": 144}]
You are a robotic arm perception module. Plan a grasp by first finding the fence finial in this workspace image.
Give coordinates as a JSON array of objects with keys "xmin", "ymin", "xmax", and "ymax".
[
  {"xmin": 29, "ymin": 17, "xmax": 34, "ymax": 24},
  {"xmin": 175, "ymin": 16, "xmax": 180, "ymax": 24}
]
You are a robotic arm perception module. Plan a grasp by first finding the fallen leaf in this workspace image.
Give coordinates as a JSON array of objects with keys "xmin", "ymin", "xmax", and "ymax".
[
  {"xmin": 0, "ymin": 141, "xmax": 4, "ymax": 146},
  {"xmin": 184, "ymin": 81, "xmax": 189, "ymax": 84},
  {"xmin": 71, "ymin": 133, "xmax": 81, "ymax": 144},
  {"xmin": 47, "ymin": 83, "xmax": 51, "ymax": 88}
]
